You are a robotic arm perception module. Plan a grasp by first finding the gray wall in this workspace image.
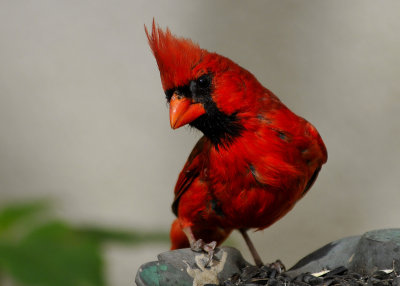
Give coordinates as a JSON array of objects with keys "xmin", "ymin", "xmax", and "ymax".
[{"xmin": 0, "ymin": 1, "xmax": 399, "ymax": 285}]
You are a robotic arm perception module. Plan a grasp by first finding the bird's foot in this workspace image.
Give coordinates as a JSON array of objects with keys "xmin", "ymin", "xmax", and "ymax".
[
  {"xmin": 190, "ymin": 239, "xmax": 217, "ymax": 266},
  {"xmin": 190, "ymin": 239, "xmax": 216, "ymax": 253},
  {"xmin": 266, "ymin": 259, "xmax": 286, "ymax": 273}
]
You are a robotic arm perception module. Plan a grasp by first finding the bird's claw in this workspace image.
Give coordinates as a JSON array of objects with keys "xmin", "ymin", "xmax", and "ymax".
[
  {"xmin": 203, "ymin": 240, "xmax": 217, "ymax": 252},
  {"xmin": 191, "ymin": 239, "xmax": 204, "ymax": 252},
  {"xmin": 204, "ymin": 241, "xmax": 217, "ymax": 266},
  {"xmin": 190, "ymin": 239, "xmax": 217, "ymax": 267},
  {"xmin": 266, "ymin": 259, "xmax": 286, "ymax": 273}
]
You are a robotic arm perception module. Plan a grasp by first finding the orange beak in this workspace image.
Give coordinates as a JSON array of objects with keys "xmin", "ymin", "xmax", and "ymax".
[{"xmin": 169, "ymin": 93, "xmax": 206, "ymax": 129}]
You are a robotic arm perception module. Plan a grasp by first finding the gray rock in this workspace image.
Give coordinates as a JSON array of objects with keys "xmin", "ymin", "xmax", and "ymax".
[
  {"xmin": 286, "ymin": 235, "xmax": 361, "ymax": 277},
  {"xmin": 135, "ymin": 229, "xmax": 400, "ymax": 285},
  {"xmin": 348, "ymin": 228, "xmax": 400, "ymax": 274},
  {"xmin": 135, "ymin": 247, "xmax": 249, "ymax": 286},
  {"xmin": 287, "ymin": 228, "xmax": 400, "ymax": 277}
]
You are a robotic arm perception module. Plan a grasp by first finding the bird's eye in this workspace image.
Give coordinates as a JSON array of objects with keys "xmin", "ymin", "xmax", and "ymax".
[{"xmin": 196, "ymin": 75, "xmax": 210, "ymax": 88}]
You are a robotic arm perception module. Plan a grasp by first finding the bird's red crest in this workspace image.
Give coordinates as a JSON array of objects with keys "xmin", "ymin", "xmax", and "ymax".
[{"xmin": 145, "ymin": 20, "xmax": 206, "ymax": 91}]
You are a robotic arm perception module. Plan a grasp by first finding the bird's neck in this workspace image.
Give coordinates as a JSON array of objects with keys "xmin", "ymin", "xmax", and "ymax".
[
  {"xmin": 190, "ymin": 104, "xmax": 245, "ymax": 150},
  {"xmin": 191, "ymin": 86, "xmax": 282, "ymax": 149}
]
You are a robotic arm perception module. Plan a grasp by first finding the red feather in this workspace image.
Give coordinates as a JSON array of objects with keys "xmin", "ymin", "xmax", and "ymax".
[
  {"xmin": 145, "ymin": 19, "xmax": 205, "ymax": 91},
  {"xmin": 145, "ymin": 21, "xmax": 327, "ymax": 259}
]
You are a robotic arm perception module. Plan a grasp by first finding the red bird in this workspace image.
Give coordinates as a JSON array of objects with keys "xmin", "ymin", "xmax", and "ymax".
[{"xmin": 145, "ymin": 21, "xmax": 327, "ymax": 267}]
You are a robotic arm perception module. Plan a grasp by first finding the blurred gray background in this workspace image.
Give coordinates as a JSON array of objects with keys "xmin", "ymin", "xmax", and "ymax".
[{"xmin": 0, "ymin": 0, "xmax": 399, "ymax": 285}]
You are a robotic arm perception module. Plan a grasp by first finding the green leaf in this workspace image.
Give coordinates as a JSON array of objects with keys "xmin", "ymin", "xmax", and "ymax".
[
  {"xmin": 0, "ymin": 201, "xmax": 169, "ymax": 285},
  {"xmin": 0, "ymin": 221, "xmax": 104, "ymax": 286},
  {"xmin": 0, "ymin": 201, "xmax": 48, "ymax": 234}
]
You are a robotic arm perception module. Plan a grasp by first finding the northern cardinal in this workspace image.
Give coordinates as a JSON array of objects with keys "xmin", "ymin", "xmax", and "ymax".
[{"xmin": 145, "ymin": 21, "xmax": 327, "ymax": 267}]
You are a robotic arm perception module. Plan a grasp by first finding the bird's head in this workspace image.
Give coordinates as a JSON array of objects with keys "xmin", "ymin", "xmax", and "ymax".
[{"xmin": 145, "ymin": 21, "xmax": 266, "ymax": 147}]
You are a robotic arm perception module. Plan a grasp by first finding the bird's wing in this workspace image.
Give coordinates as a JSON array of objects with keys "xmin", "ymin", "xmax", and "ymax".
[
  {"xmin": 301, "ymin": 166, "xmax": 321, "ymax": 197},
  {"xmin": 300, "ymin": 122, "xmax": 327, "ymax": 196},
  {"xmin": 171, "ymin": 136, "xmax": 209, "ymax": 216}
]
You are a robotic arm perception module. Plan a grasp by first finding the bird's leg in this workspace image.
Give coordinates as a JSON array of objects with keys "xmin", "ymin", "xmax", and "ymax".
[
  {"xmin": 239, "ymin": 228, "xmax": 264, "ymax": 267},
  {"xmin": 182, "ymin": 226, "xmax": 217, "ymax": 265},
  {"xmin": 239, "ymin": 229, "xmax": 286, "ymax": 272}
]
